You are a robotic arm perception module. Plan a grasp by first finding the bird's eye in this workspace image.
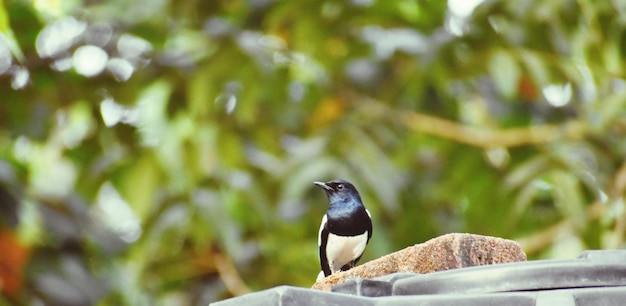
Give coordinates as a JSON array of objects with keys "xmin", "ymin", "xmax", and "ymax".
[{"xmin": 336, "ymin": 184, "xmax": 344, "ymax": 190}]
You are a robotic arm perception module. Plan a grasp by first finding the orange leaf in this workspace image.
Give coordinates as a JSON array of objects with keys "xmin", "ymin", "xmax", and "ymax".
[
  {"xmin": 0, "ymin": 230, "xmax": 30, "ymax": 296},
  {"xmin": 308, "ymin": 97, "xmax": 345, "ymax": 130},
  {"xmin": 518, "ymin": 77, "xmax": 539, "ymax": 101}
]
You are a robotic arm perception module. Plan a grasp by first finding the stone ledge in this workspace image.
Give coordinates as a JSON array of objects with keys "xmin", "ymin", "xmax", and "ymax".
[{"xmin": 312, "ymin": 233, "xmax": 526, "ymax": 291}]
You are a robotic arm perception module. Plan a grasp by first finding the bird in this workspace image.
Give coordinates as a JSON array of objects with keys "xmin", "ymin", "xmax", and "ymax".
[{"xmin": 314, "ymin": 179, "xmax": 372, "ymax": 280}]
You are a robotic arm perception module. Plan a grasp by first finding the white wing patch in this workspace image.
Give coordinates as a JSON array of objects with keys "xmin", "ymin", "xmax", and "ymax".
[
  {"xmin": 318, "ymin": 214, "xmax": 328, "ymax": 247},
  {"xmin": 325, "ymin": 231, "xmax": 369, "ymax": 274}
]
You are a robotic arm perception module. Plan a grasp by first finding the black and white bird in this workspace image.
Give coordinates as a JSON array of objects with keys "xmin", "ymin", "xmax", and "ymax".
[{"xmin": 314, "ymin": 179, "xmax": 372, "ymax": 280}]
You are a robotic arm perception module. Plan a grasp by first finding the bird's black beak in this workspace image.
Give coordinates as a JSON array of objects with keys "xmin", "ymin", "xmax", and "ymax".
[{"xmin": 314, "ymin": 181, "xmax": 333, "ymax": 191}]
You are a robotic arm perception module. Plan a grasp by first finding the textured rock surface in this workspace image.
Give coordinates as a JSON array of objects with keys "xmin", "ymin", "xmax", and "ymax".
[{"xmin": 312, "ymin": 233, "xmax": 526, "ymax": 291}]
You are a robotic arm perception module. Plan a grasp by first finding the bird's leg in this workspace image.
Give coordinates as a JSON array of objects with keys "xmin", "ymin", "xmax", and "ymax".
[{"xmin": 340, "ymin": 261, "xmax": 356, "ymax": 271}]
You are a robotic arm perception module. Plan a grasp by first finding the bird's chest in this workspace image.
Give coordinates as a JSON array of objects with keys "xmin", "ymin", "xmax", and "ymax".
[{"xmin": 325, "ymin": 231, "xmax": 369, "ymax": 272}]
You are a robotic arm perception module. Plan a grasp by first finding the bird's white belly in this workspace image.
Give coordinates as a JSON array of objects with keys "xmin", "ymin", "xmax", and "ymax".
[{"xmin": 325, "ymin": 231, "xmax": 369, "ymax": 273}]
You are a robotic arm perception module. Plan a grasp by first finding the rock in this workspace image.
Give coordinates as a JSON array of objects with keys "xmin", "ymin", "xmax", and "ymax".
[{"xmin": 312, "ymin": 233, "xmax": 526, "ymax": 291}]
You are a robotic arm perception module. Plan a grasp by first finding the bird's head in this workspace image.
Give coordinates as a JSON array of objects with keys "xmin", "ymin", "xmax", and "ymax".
[{"xmin": 313, "ymin": 179, "xmax": 363, "ymax": 206}]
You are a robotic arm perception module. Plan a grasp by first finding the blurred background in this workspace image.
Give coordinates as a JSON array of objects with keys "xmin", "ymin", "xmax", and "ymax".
[{"xmin": 0, "ymin": 0, "xmax": 625, "ymax": 304}]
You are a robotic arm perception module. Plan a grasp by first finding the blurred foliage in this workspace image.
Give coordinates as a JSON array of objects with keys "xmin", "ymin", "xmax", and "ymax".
[{"xmin": 0, "ymin": 0, "xmax": 625, "ymax": 304}]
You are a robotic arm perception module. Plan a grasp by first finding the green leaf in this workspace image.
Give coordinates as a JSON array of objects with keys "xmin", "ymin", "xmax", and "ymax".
[
  {"xmin": 489, "ymin": 49, "xmax": 520, "ymax": 99},
  {"xmin": 0, "ymin": 1, "xmax": 24, "ymax": 62},
  {"xmin": 135, "ymin": 79, "xmax": 172, "ymax": 147},
  {"xmin": 549, "ymin": 169, "xmax": 585, "ymax": 229},
  {"xmin": 119, "ymin": 153, "xmax": 160, "ymax": 220}
]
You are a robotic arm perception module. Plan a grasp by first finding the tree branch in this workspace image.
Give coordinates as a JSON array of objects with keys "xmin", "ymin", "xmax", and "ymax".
[
  {"xmin": 211, "ymin": 247, "xmax": 251, "ymax": 296},
  {"xmin": 515, "ymin": 199, "xmax": 604, "ymax": 254},
  {"xmin": 400, "ymin": 111, "xmax": 588, "ymax": 148},
  {"xmin": 517, "ymin": 159, "xmax": 626, "ymax": 253},
  {"xmin": 358, "ymin": 98, "xmax": 589, "ymax": 148}
]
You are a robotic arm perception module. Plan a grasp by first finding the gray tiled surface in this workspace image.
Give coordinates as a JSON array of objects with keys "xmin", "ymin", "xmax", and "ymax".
[{"xmin": 211, "ymin": 250, "xmax": 626, "ymax": 306}]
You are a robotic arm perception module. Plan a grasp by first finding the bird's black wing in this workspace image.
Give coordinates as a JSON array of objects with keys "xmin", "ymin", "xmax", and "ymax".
[
  {"xmin": 349, "ymin": 209, "xmax": 373, "ymax": 268},
  {"xmin": 318, "ymin": 214, "xmax": 332, "ymax": 277}
]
